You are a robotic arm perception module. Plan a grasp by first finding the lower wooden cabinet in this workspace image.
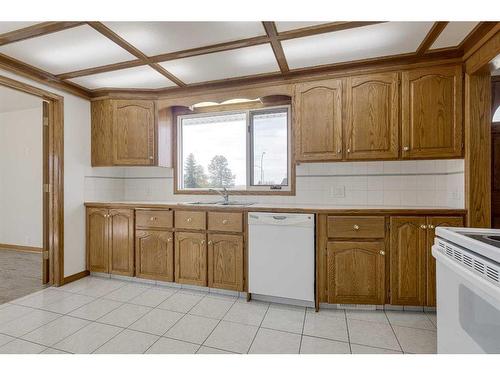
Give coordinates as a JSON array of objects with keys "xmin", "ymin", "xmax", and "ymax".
[
  {"xmin": 390, "ymin": 217, "xmax": 427, "ymax": 306},
  {"xmin": 87, "ymin": 208, "xmax": 134, "ymax": 276},
  {"xmin": 135, "ymin": 230, "xmax": 174, "ymax": 282},
  {"xmin": 208, "ymin": 234, "xmax": 244, "ymax": 292},
  {"xmin": 327, "ymin": 241, "xmax": 385, "ymax": 304},
  {"xmin": 175, "ymin": 231, "xmax": 207, "ymax": 286}
]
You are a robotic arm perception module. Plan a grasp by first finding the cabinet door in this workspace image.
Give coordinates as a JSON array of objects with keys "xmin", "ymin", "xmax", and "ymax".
[
  {"xmin": 401, "ymin": 65, "xmax": 462, "ymax": 158},
  {"xmin": 426, "ymin": 216, "xmax": 464, "ymax": 307},
  {"xmin": 295, "ymin": 79, "xmax": 343, "ymax": 161},
  {"xmin": 175, "ymin": 231, "xmax": 207, "ymax": 286},
  {"xmin": 208, "ymin": 234, "xmax": 244, "ymax": 292},
  {"xmin": 390, "ymin": 217, "xmax": 427, "ymax": 306},
  {"xmin": 136, "ymin": 230, "xmax": 174, "ymax": 282},
  {"xmin": 108, "ymin": 209, "xmax": 134, "ymax": 276},
  {"xmin": 327, "ymin": 241, "xmax": 385, "ymax": 304},
  {"xmin": 345, "ymin": 73, "xmax": 399, "ymax": 160},
  {"xmin": 113, "ymin": 100, "xmax": 155, "ymax": 165},
  {"xmin": 86, "ymin": 208, "xmax": 109, "ymax": 273}
]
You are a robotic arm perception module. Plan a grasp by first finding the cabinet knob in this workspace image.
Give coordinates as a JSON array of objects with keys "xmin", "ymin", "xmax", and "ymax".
[
  {"xmin": 222, "ymin": 219, "xmax": 228, "ymax": 225},
  {"xmin": 186, "ymin": 217, "xmax": 192, "ymax": 223},
  {"xmin": 347, "ymin": 148, "xmax": 351, "ymax": 153},
  {"xmin": 150, "ymin": 216, "xmax": 157, "ymax": 221},
  {"xmin": 208, "ymin": 240, "xmax": 213, "ymax": 245},
  {"xmin": 428, "ymin": 225, "xmax": 435, "ymax": 229},
  {"xmin": 403, "ymin": 146, "xmax": 409, "ymax": 151},
  {"xmin": 353, "ymin": 224, "xmax": 360, "ymax": 230},
  {"xmin": 420, "ymin": 224, "xmax": 427, "ymax": 229},
  {"xmin": 337, "ymin": 149, "xmax": 342, "ymax": 154},
  {"xmin": 201, "ymin": 240, "xmax": 205, "ymax": 245},
  {"xmin": 379, "ymin": 250, "xmax": 385, "ymax": 256},
  {"xmin": 167, "ymin": 237, "xmax": 172, "ymax": 242},
  {"xmin": 149, "ymin": 156, "xmax": 154, "ymax": 160}
]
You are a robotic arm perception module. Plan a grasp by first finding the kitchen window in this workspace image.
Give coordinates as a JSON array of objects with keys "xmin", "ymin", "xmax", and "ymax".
[{"xmin": 176, "ymin": 105, "xmax": 291, "ymax": 193}]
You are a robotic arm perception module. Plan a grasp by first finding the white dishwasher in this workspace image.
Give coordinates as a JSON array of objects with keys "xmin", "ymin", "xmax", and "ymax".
[{"xmin": 248, "ymin": 212, "xmax": 315, "ymax": 302}]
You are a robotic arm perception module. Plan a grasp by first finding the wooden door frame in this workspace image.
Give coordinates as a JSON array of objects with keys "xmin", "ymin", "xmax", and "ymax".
[
  {"xmin": 0, "ymin": 74, "xmax": 64, "ymax": 286},
  {"xmin": 464, "ymin": 28, "xmax": 500, "ymax": 228}
]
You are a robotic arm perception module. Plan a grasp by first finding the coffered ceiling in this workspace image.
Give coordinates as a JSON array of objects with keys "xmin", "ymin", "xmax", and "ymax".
[{"xmin": 0, "ymin": 21, "xmax": 494, "ymax": 98}]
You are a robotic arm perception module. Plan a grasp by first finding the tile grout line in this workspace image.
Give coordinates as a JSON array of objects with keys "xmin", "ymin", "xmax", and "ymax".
[
  {"xmin": 384, "ymin": 310, "xmax": 404, "ymax": 353},
  {"xmin": 342, "ymin": 309, "xmax": 353, "ymax": 354},
  {"xmin": 298, "ymin": 306, "xmax": 308, "ymax": 354},
  {"xmin": 246, "ymin": 302, "xmax": 272, "ymax": 354}
]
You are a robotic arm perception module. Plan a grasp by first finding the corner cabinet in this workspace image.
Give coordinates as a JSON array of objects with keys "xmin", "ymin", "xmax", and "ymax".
[
  {"xmin": 91, "ymin": 99, "xmax": 172, "ymax": 167},
  {"xmin": 294, "ymin": 78, "xmax": 343, "ymax": 162},
  {"xmin": 345, "ymin": 72, "xmax": 399, "ymax": 160},
  {"xmin": 86, "ymin": 208, "xmax": 134, "ymax": 276},
  {"xmin": 401, "ymin": 65, "xmax": 463, "ymax": 159}
]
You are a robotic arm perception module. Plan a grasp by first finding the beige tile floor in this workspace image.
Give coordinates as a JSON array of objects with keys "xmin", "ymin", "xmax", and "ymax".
[
  {"xmin": 0, "ymin": 249, "xmax": 45, "ymax": 304},
  {"xmin": 0, "ymin": 276, "xmax": 437, "ymax": 354}
]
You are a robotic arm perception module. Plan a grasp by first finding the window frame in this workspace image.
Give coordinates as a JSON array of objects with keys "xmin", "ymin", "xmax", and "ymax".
[{"xmin": 175, "ymin": 104, "xmax": 293, "ymax": 195}]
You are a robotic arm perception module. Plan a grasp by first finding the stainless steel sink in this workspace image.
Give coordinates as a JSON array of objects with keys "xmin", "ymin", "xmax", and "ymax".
[{"xmin": 182, "ymin": 201, "xmax": 254, "ymax": 207}]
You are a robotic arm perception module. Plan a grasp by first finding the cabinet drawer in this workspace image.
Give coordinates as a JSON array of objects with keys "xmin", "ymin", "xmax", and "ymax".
[
  {"xmin": 208, "ymin": 212, "xmax": 243, "ymax": 232},
  {"xmin": 328, "ymin": 216, "xmax": 385, "ymax": 238},
  {"xmin": 136, "ymin": 209, "xmax": 173, "ymax": 229},
  {"xmin": 175, "ymin": 211, "xmax": 206, "ymax": 230}
]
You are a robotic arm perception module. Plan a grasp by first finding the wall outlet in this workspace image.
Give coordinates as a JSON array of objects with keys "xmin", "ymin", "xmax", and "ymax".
[{"xmin": 330, "ymin": 185, "xmax": 345, "ymax": 198}]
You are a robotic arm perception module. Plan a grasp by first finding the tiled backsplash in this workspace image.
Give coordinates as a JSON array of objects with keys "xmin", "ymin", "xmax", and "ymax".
[{"xmin": 84, "ymin": 159, "xmax": 465, "ymax": 208}]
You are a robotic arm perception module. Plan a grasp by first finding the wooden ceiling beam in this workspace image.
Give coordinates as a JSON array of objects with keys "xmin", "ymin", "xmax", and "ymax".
[
  {"xmin": 460, "ymin": 22, "xmax": 500, "ymax": 58},
  {"xmin": 0, "ymin": 22, "xmax": 85, "ymax": 46},
  {"xmin": 86, "ymin": 21, "xmax": 186, "ymax": 86},
  {"xmin": 262, "ymin": 22, "xmax": 289, "ymax": 73},
  {"xmin": 416, "ymin": 22, "xmax": 449, "ymax": 55},
  {"xmin": 0, "ymin": 52, "xmax": 90, "ymax": 99},
  {"xmin": 276, "ymin": 21, "xmax": 386, "ymax": 40},
  {"xmin": 56, "ymin": 59, "xmax": 145, "ymax": 80}
]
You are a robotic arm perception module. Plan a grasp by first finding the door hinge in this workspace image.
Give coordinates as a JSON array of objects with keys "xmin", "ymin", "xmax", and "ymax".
[
  {"xmin": 43, "ymin": 184, "xmax": 51, "ymax": 193},
  {"xmin": 43, "ymin": 250, "xmax": 49, "ymax": 260}
]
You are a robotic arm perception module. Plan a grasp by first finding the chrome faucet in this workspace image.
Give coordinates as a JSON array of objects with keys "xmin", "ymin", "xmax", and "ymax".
[{"xmin": 209, "ymin": 187, "xmax": 229, "ymax": 204}]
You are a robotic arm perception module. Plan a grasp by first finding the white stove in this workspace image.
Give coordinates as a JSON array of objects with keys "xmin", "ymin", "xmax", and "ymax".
[{"xmin": 433, "ymin": 227, "xmax": 500, "ymax": 353}]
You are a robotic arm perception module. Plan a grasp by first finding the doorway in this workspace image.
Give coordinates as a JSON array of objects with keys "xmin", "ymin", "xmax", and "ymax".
[{"xmin": 0, "ymin": 75, "xmax": 64, "ymax": 299}]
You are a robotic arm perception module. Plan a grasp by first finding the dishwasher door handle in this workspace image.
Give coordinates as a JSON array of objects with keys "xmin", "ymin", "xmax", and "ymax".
[{"xmin": 272, "ymin": 216, "xmax": 287, "ymax": 220}]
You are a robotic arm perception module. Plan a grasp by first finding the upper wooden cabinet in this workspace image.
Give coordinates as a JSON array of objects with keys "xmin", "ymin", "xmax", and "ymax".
[
  {"xmin": 345, "ymin": 73, "xmax": 399, "ymax": 160},
  {"xmin": 91, "ymin": 99, "xmax": 172, "ymax": 167},
  {"xmin": 294, "ymin": 79, "xmax": 343, "ymax": 162},
  {"xmin": 401, "ymin": 65, "xmax": 463, "ymax": 159}
]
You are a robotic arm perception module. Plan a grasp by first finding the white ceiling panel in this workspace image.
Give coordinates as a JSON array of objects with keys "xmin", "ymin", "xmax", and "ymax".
[
  {"xmin": 69, "ymin": 65, "xmax": 176, "ymax": 90},
  {"xmin": 0, "ymin": 25, "xmax": 136, "ymax": 74},
  {"xmin": 430, "ymin": 22, "xmax": 479, "ymax": 50},
  {"xmin": 104, "ymin": 22, "xmax": 266, "ymax": 56},
  {"xmin": 282, "ymin": 22, "xmax": 434, "ymax": 69},
  {"xmin": 0, "ymin": 22, "xmax": 40, "ymax": 34},
  {"xmin": 275, "ymin": 22, "xmax": 330, "ymax": 33},
  {"xmin": 159, "ymin": 44, "xmax": 279, "ymax": 84}
]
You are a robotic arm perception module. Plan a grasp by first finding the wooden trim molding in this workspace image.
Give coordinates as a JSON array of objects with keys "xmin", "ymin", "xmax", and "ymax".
[
  {"xmin": 0, "ymin": 243, "xmax": 43, "ymax": 253},
  {"xmin": 416, "ymin": 22, "xmax": 448, "ymax": 55},
  {"xmin": 62, "ymin": 270, "xmax": 90, "ymax": 285},
  {"xmin": 0, "ymin": 74, "xmax": 65, "ymax": 286},
  {"xmin": 262, "ymin": 22, "xmax": 289, "ymax": 73},
  {"xmin": 0, "ymin": 22, "xmax": 84, "ymax": 46}
]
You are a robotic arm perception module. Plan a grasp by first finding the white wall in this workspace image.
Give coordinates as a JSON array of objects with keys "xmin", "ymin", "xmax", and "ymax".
[
  {"xmin": 0, "ymin": 106, "xmax": 43, "ymax": 247},
  {"xmin": 0, "ymin": 69, "xmax": 91, "ymax": 277},
  {"xmin": 86, "ymin": 159, "xmax": 465, "ymax": 208}
]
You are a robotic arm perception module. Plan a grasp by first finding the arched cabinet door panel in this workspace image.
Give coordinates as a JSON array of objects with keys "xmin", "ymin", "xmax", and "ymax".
[
  {"xmin": 208, "ymin": 234, "xmax": 244, "ymax": 292},
  {"xmin": 327, "ymin": 241, "xmax": 385, "ymax": 304},
  {"xmin": 136, "ymin": 230, "xmax": 174, "ymax": 282},
  {"xmin": 345, "ymin": 72, "xmax": 399, "ymax": 160},
  {"xmin": 108, "ymin": 209, "xmax": 134, "ymax": 276},
  {"xmin": 295, "ymin": 79, "xmax": 344, "ymax": 161},
  {"xmin": 174, "ymin": 231, "xmax": 207, "ymax": 286},
  {"xmin": 87, "ymin": 208, "xmax": 109, "ymax": 273},
  {"xmin": 402, "ymin": 65, "xmax": 463, "ymax": 159}
]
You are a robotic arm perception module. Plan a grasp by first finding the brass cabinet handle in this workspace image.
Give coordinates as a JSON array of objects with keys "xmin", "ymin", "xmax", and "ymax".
[
  {"xmin": 420, "ymin": 224, "xmax": 427, "ymax": 229},
  {"xmin": 353, "ymin": 224, "xmax": 360, "ymax": 230},
  {"xmin": 201, "ymin": 240, "xmax": 205, "ymax": 245},
  {"xmin": 379, "ymin": 250, "xmax": 385, "ymax": 256},
  {"xmin": 150, "ymin": 216, "xmax": 157, "ymax": 221},
  {"xmin": 337, "ymin": 149, "xmax": 342, "ymax": 154},
  {"xmin": 186, "ymin": 217, "xmax": 192, "ymax": 223},
  {"xmin": 149, "ymin": 156, "xmax": 154, "ymax": 160},
  {"xmin": 403, "ymin": 146, "xmax": 409, "ymax": 151},
  {"xmin": 428, "ymin": 225, "xmax": 435, "ymax": 229},
  {"xmin": 222, "ymin": 219, "xmax": 228, "ymax": 225},
  {"xmin": 208, "ymin": 240, "xmax": 213, "ymax": 245},
  {"xmin": 347, "ymin": 148, "xmax": 351, "ymax": 153},
  {"xmin": 167, "ymin": 237, "xmax": 172, "ymax": 242}
]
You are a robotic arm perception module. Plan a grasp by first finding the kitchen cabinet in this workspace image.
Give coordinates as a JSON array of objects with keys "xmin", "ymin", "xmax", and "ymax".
[
  {"xmin": 425, "ymin": 216, "xmax": 464, "ymax": 306},
  {"xmin": 390, "ymin": 216, "xmax": 427, "ymax": 306},
  {"xmin": 401, "ymin": 65, "xmax": 463, "ymax": 159},
  {"xmin": 86, "ymin": 207, "xmax": 134, "ymax": 276},
  {"xmin": 327, "ymin": 241, "xmax": 385, "ymax": 304},
  {"xmin": 294, "ymin": 78, "xmax": 343, "ymax": 162},
  {"xmin": 345, "ymin": 72, "xmax": 399, "ymax": 160},
  {"xmin": 91, "ymin": 99, "xmax": 172, "ymax": 167},
  {"xmin": 175, "ymin": 231, "xmax": 207, "ymax": 286},
  {"xmin": 135, "ymin": 230, "xmax": 174, "ymax": 282},
  {"xmin": 208, "ymin": 234, "xmax": 244, "ymax": 291}
]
